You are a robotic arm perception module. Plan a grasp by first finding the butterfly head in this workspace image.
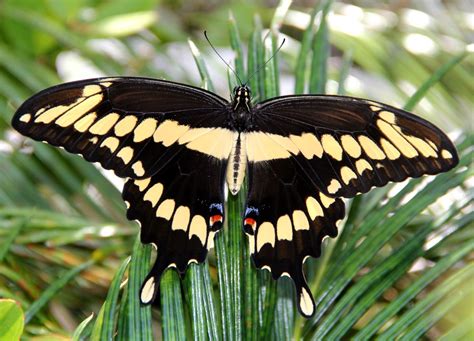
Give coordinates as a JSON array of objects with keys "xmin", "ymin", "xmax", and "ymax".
[{"xmin": 232, "ymin": 85, "xmax": 252, "ymax": 112}]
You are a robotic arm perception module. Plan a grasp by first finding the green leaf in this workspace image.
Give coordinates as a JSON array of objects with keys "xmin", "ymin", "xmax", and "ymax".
[
  {"xmin": 117, "ymin": 236, "xmax": 152, "ymax": 340},
  {"xmin": 160, "ymin": 270, "xmax": 186, "ymax": 340},
  {"xmin": 0, "ymin": 299, "xmax": 24, "ymax": 340},
  {"xmin": 404, "ymin": 51, "xmax": 468, "ymax": 111},
  {"xmin": 25, "ymin": 260, "xmax": 93, "ymax": 324},
  {"xmin": 309, "ymin": 0, "xmax": 332, "ymax": 94},
  {"xmin": 91, "ymin": 257, "xmax": 130, "ymax": 341},
  {"xmin": 72, "ymin": 313, "xmax": 95, "ymax": 341}
]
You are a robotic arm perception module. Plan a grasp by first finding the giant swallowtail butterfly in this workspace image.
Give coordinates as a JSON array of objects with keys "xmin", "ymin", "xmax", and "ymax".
[{"xmin": 11, "ymin": 76, "xmax": 458, "ymax": 317}]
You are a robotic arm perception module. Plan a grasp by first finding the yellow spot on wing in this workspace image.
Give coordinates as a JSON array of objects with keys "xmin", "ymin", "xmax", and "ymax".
[
  {"xmin": 292, "ymin": 210, "xmax": 309, "ymax": 231},
  {"xmin": 36, "ymin": 104, "xmax": 76, "ymax": 124},
  {"xmin": 132, "ymin": 161, "xmax": 145, "ymax": 176},
  {"xmin": 441, "ymin": 149, "xmax": 453, "ymax": 159},
  {"xmin": 143, "ymin": 183, "xmax": 163, "ymax": 207},
  {"xmin": 156, "ymin": 199, "xmax": 175, "ymax": 220},
  {"xmin": 172, "ymin": 206, "xmax": 190, "ymax": 231},
  {"xmin": 290, "ymin": 133, "xmax": 323, "ymax": 159},
  {"xmin": 55, "ymin": 106, "xmax": 89, "ymax": 127},
  {"xmin": 355, "ymin": 159, "xmax": 373, "ymax": 175},
  {"xmin": 276, "ymin": 215, "xmax": 293, "ymax": 241},
  {"xmin": 134, "ymin": 118, "xmax": 157, "ymax": 143},
  {"xmin": 74, "ymin": 113, "xmax": 97, "ymax": 132},
  {"xmin": 306, "ymin": 196, "xmax": 323, "ymax": 220},
  {"xmin": 189, "ymin": 215, "xmax": 207, "ymax": 245},
  {"xmin": 82, "ymin": 85, "xmax": 102, "ymax": 97},
  {"xmin": 404, "ymin": 135, "xmax": 437, "ymax": 157},
  {"xmin": 427, "ymin": 139, "xmax": 438, "ymax": 151},
  {"xmin": 299, "ymin": 287, "xmax": 315, "ymax": 317},
  {"xmin": 246, "ymin": 132, "xmax": 292, "ymax": 162},
  {"xmin": 186, "ymin": 129, "xmax": 235, "ymax": 159},
  {"xmin": 380, "ymin": 138, "xmax": 401, "ymax": 160},
  {"xmin": 341, "ymin": 135, "xmax": 362, "ymax": 158},
  {"xmin": 321, "ymin": 134, "xmax": 343, "ymax": 161},
  {"xmin": 19, "ymin": 114, "xmax": 32, "ymax": 123},
  {"xmin": 114, "ymin": 116, "xmax": 138, "ymax": 136},
  {"xmin": 320, "ymin": 193, "xmax": 335, "ymax": 208},
  {"xmin": 378, "ymin": 110, "xmax": 397, "ymax": 124},
  {"xmin": 101, "ymin": 136, "xmax": 120, "ymax": 153},
  {"xmin": 154, "ymin": 120, "xmax": 190, "ymax": 146},
  {"xmin": 89, "ymin": 113, "xmax": 120, "ymax": 135},
  {"xmin": 377, "ymin": 120, "xmax": 418, "ymax": 158},
  {"xmin": 117, "ymin": 146, "xmax": 134, "ymax": 164},
  {"xmin": 270, "ymin": 134, "xmax": 299, "ymax": 155},
  {"xmin": 358, "ymin": 136, "xmax": 386, "ymax": 160},
  {"xmin": 257, "ymin": 222, "xmax": 275, "ymax": 251},
  {"xmin": 340, "ymin": 166, "xmax": 358, "ymax": 185},
  {"xmin": 134, "ymin": 178, "xmax": 151, "ymax": 191},
  {"xmin": 327, "ymin": 179, "xmax": 341, "ymax": 194}
]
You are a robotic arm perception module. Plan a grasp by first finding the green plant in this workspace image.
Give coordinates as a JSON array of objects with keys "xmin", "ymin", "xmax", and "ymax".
[{"xmin": 0, "ymin": 1, "xmax": 472, "ymax": 339}]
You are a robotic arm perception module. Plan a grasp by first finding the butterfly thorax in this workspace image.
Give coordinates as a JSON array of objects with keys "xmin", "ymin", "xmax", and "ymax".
[{"xmin": 229, "ymin": 85, "xmax": 252, "ymax": 132}]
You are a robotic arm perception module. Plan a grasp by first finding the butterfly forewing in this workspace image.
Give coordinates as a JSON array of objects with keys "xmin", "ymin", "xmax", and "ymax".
[{"xmin": 12, "ymin": 77, "xmax": 230, "ymax": 179}]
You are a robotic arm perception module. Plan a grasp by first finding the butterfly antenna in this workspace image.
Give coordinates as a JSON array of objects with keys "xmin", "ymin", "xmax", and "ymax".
[
  {"xmin": 244, "ymin": 37, "xmax": 286, "ymax": 86},
  {"xmin": 204, "ymin": 31, "xmax": 243, "ymax": 85}
]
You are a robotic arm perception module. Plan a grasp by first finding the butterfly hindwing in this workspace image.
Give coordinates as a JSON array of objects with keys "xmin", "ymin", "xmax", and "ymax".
[
  {"xmin": 244, "ymin": 158, "xmax": 345, "ymax": 317},
  {"xmin": 11, "ymin": 77, "xmax": 230, "ymax": 179},
  {"xmin": 123, "ymin": 147, "xmax": 227, "ymax": 304}
]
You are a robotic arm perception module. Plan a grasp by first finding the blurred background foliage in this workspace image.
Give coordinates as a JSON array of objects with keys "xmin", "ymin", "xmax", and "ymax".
[{"xmin": 0, "ymin": 0, "xmax": 472, "ymax": 340}]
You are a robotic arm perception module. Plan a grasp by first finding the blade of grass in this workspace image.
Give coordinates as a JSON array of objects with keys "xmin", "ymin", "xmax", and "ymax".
[
  {"xmin": 228, "ymin": 12, "xmax": 245, "ymax": 83},
  {"xmin": 294, "ymin": 6, "xmax": 318, "ymax": 94},
  {"xmin": 188, "ymin": 39, "xmax": 215, "ymax": 93},
  {"xmin": 24, "ymin": 260, "xmax": 93, "ymax": 324},
  {"xmin": 0, "ymin": 218, "xmax": 25, "ymax": 262},
  {"xmin": 312, "ymin": 223, "xmax": 429, "ymax": 339},
  {"xmin": 331, "ymin": 198, "xmax": 471, "ymax": 339},
  {"xmin": 355, "ymin": 240, "xmax": 474, "ymax": 340},
  {"xmin": 72, "ymin": 313, "xmax": 95, "ymax": 341},
  {"xmin": 308, "ymin": 0, "xmax": 332, "ymax": 94},
  {"xmin": 248, "ymin": 15, "xmax": 265, "ymax": 101},
  {"xmin": 403, "ymin": 51, "xmax": 468, "ymax": 111},
  {"xmin": 91, "ymin": 257, "xmax": 130, "ymax": 341},
  {"xmin": 161, "ymin": 270, "xmax": 186, "ymax": 340},
  {"xmin": 118, "ymin": 236, "xmax": 152, "ymax": 340},
  {"xmin": 185, "ymin": 262, "xmax": 220, "ymax": 340},
  {"xmin": 380, "ymin": 263, "xmax": 474, "ymax": 339},
  {"xmin": 337, "ymin": 50, "xmax": 353, "ymax": 95}
]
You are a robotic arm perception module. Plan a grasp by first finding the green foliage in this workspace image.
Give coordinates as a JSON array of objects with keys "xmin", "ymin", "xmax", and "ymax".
[{"xmin": 0, "ymin": 0, "xmax": 472, "ymax": 339}]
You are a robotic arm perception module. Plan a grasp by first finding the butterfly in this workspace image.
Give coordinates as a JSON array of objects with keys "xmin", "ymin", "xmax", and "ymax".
[{"xmin": 11, "ymin": 76, "xmax": 458, "ymax": 317}]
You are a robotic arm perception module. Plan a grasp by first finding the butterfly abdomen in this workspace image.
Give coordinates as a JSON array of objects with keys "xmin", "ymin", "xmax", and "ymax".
[{"xmin": 226, "ymin": 133, "xmax": 247, "ymax": 195}]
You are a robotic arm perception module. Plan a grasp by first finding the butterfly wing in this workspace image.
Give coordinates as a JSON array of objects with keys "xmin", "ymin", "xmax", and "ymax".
[
  {"xmin": 12, "ymin": 77, "xmax": 235, "ymax": 303},
  {"xmin": 12, "ymin": 77, "xmax": 230, "ymax": 178},
  {"xmin": 244, "ymin": 95, "xmax": 458, "ymax": 316},
  {"xmin": 124, "ymin": 147, "xmax": 227, "ymax": 304}
]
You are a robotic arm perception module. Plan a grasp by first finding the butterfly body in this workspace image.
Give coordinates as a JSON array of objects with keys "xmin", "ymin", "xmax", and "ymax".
[{"xmin": 12, "ymin": 77, "xmax": 458, "ymax": 317}]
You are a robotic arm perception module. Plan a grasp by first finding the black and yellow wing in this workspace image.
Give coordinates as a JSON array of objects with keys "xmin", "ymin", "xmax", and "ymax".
[
  {"xmin": 244, "ymin": 95, "xmax": 458, "ymax": 317},
  {"xmin": 11, "ymin": 77, "xmax": 234, "ymax": 303}
]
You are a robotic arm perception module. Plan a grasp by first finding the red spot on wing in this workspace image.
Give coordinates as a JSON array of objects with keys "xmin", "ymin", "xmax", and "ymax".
[
  {"xmin": 210, "ymin": 214, "xmax": 223, "ymax": 226},
  {"xmin": 244, "ymin": 217, "xmax": 257, "ymax": 231}
]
